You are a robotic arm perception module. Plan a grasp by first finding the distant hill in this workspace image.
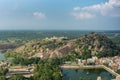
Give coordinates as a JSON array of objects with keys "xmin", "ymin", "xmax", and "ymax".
[{"xmin": 5, "ymin": 33, "xmax": 120, "ymax": 59}]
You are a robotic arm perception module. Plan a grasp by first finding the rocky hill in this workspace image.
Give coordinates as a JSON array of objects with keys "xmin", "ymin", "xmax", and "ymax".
[
  {"xmin": 6, "ymin": 33, "xmax": 120, "ymax": 59},
  {"xmin": 75, "ymin": 32, "xmax": 120, "ymax": 58},
  {"xmin": 12, "ymin": 36, "xmax": 75, "ymax": 58}
]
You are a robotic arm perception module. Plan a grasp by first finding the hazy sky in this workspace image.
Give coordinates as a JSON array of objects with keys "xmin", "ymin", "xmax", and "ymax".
[{"xmin": 0, "ymin": 0, "xmax": 120, "ymax": 30}]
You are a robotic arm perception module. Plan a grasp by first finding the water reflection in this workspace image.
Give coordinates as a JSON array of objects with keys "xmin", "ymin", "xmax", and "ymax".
[
  {"xmin": 62, "ymin": 69, "xmax": 115, "ymax": 80},
  {"xmin": 0, "ymin": 53, "xmax": 5, "ymax": 60}
]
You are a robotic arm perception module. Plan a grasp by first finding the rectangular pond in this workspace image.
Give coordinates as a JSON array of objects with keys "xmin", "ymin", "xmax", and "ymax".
[{"xmin": 62, "ymin": 68, "xmax": 115, "ymax": 80}]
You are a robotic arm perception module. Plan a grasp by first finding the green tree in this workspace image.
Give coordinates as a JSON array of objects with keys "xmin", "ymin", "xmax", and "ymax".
[
  {"xmin": 0, "ymin": 76, "xmax": 6, "ymax": 80},
  {"xmin": 9, "ymin": 75, "xmax": 25, "ymax": 80}
]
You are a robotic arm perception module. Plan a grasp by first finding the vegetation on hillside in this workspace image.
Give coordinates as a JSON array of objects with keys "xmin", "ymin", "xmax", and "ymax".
[{"xmin": 76, "ymin": 32, "xmax": 120, "ymax": 58}]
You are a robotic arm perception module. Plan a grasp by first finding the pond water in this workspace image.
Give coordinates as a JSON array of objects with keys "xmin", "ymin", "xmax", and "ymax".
[
  {"xmin": 62, "ymin": 68, "xmax": 115, "ymax": 80},
  {"xmin": 0, "ymin": 53, "xmax": 5, "ymax": 60}
]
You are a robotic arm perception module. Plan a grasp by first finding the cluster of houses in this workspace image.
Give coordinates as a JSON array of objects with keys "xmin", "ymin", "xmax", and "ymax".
[
  {"xmin": 98, "ymin": 56, "xmax": 120, "ymax": 71},
  {"xmin": 77, "ymin": 56, "xmax": 120, "ymax": 71}
]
